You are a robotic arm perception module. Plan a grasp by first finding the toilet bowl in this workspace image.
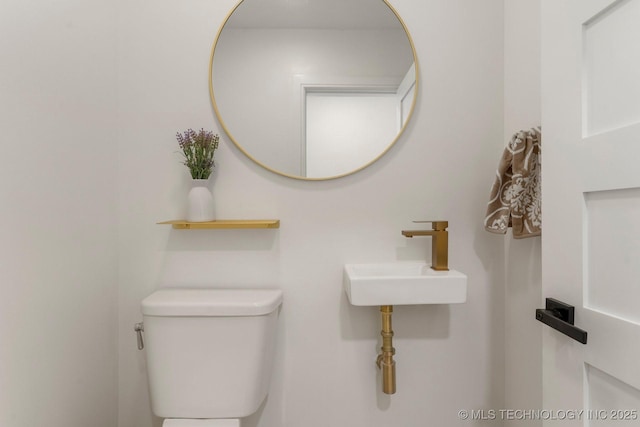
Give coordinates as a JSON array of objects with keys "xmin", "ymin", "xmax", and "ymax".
[
  {"xmin": 140, "ymin": 289, "xmax": 282, "ymax": 426},
  {"xmin": 163, "ymin": 419, "xmax": 240, "ymax": 427}
]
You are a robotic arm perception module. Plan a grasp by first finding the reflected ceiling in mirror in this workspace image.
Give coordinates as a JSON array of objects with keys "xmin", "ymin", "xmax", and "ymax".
[{"xmin": 210, "ymin": 0, "xmax": 418, "ymax": 180}]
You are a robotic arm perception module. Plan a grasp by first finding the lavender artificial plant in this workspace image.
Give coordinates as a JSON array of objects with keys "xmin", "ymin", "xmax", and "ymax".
[{"xmin": 176, "ymin": 128, "xmax": 220, "ymax": 179}]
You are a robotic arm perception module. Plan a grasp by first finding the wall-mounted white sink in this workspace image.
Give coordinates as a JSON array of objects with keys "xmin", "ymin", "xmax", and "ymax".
[{"xmin": 344, "ymin": 262, "xmax": 467, "ymax": 306}]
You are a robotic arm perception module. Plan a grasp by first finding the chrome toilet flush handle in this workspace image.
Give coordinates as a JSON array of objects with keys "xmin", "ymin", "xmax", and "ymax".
[{"xmin": 134, "ymin": 322, "xmax": 144, "ymax": 350}]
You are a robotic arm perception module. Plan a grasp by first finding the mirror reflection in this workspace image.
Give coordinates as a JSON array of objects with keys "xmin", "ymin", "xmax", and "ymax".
[{"xmin": 210, "ymin": 0, "xmax": 417, "ymax": 180}]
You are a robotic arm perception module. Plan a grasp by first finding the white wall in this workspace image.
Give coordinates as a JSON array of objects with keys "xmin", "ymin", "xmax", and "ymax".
[
  {"xmin": 503, "ymin": 1, "xmax": 542, "ymax": 425},
  {"xmin": 117, "ymin": 1, "xmax": 506, "ymax": 427},
  {"xmin": 0, "ymin": 1, "xmax": 119, "ymax": 426}
]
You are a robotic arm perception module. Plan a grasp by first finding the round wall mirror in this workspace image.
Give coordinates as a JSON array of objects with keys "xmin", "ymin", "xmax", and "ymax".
[{"xmin": 209, "ymin": 0, "xmax": 418, "ymax": 180}]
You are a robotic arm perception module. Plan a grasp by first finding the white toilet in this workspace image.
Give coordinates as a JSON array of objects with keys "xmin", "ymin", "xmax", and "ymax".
[{"xmin": 140, "ymin": 288, "xmax": 283, "ymax": 427}]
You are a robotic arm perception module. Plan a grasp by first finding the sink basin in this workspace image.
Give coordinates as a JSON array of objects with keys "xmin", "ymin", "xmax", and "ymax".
[{"xmin": 344, "ymin": 262, "xmax": 467, "ymax": 306}]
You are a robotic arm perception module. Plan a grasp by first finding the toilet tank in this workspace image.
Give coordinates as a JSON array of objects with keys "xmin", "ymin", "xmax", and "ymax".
[{"xmin": 141, "ymin": 288, "xmax": 283, "ymax": 419}]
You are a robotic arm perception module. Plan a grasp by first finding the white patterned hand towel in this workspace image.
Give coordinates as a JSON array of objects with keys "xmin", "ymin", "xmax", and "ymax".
[{"xmin": 484, "ymin": 127, "xmax": 541, "ymax": 238}]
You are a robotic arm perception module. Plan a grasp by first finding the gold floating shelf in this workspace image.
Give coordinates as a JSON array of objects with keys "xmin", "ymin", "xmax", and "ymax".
[{"xmin": 158, "ymin": 219, "xmax": 280, "ymax": 229}]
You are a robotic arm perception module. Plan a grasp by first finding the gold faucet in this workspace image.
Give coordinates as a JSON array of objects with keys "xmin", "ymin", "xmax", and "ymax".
[{"xmin": 401, "ymin": 221, "xmax": 449, "ymax": 271}]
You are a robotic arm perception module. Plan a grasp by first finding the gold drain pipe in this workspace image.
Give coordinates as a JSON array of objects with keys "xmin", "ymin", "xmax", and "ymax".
[{"xmin": 376, "ymin": 305, "xmax": 396, "ymax": 394}]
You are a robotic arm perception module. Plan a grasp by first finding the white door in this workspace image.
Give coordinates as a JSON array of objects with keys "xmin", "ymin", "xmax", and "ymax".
[
  {"xmin": 542, "ymin": 0, "xmax": 640, "ymax": 424},
  {"xmin": 396, "ymin": 62, "xmax": 416, "ymax": 128},
  {"xmin": 305, "ymin": 92, "xmax": 398, "ymax": 178}
]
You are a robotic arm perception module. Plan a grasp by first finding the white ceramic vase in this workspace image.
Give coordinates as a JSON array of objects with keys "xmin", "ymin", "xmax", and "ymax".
[{"xmin": 186, "ymin": 179, "xmax": 215, "ymax": 222}]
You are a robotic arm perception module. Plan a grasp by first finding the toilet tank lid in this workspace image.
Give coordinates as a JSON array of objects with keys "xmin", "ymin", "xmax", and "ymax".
[{"xmin": 141, "ymin": 289, "xmax": 283, "ymax": 317}]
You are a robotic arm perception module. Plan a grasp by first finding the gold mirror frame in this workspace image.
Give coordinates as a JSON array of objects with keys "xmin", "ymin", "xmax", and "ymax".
[{"xmin": 208, "ymin": 0, "xmax": 419, "ymax": 181}]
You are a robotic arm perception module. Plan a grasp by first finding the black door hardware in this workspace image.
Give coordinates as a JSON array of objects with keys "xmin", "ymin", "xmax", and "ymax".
[{"xmin": 536, "ymin": 298, "xmax": 587, "ymax": 344}]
